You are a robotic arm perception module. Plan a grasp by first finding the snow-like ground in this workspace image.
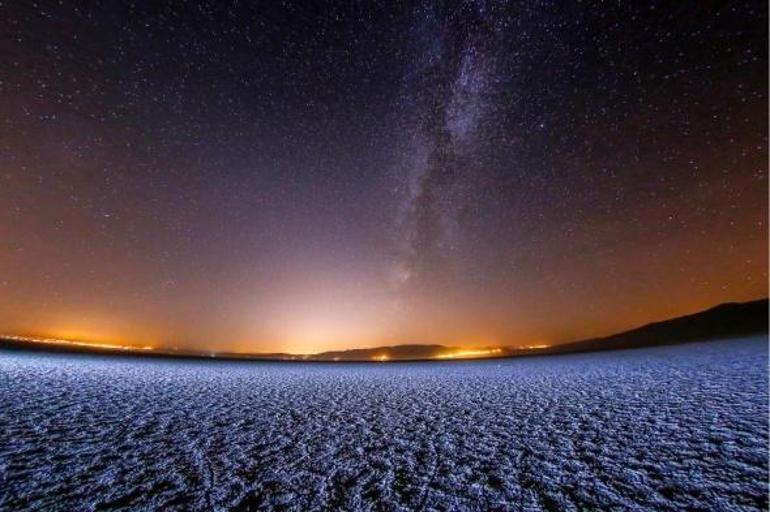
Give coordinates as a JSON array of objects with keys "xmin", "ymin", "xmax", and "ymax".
[{"xmin": 0, "ymin": 336, "xmax": 767, "ymax": 511}]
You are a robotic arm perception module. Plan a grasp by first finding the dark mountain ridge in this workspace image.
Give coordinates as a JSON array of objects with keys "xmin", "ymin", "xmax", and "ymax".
[{"xmin": 547, "ymin": 298, "xmax": 768, "ymax": 356}]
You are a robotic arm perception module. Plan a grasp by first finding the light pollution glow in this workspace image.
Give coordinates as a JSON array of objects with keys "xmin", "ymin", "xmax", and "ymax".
[
  {"xmin": 1, "ymin": 334, "xmax": 558, "ymax": 362},
  {"xmin": 0, "ymin": 1, "xmax": 766, "ymax": 355},
  {"xmin": 433, "ymin": 348, "xmax": 504, "ymax": 359},
  {"xmin": 3, "ymin": 335, "xmax": 154, "ymax": 352}
]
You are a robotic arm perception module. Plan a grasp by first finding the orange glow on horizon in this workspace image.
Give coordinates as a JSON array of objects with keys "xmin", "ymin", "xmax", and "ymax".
[{"xmin": 3, "ymin": 334, "xmax": 154, "ymax": 352}]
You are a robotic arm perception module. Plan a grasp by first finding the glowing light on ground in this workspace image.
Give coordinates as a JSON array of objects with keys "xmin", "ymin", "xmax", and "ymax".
[
  {"xmin": 2, "ymin": 335, "xmax": 154, "ymax": 352},
  {"xmin": 434, "ymin": 348, "xmax": 503, "ymax": 360}
]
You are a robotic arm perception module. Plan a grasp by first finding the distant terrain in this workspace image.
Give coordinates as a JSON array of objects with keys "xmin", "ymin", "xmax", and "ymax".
[
  {"xmin": 539, "ymin": 298, "xmax": 768, "ymax": 355},
  {"xmin": 0, "ymin": 299, "xmax": 766, "ymax": 361}
]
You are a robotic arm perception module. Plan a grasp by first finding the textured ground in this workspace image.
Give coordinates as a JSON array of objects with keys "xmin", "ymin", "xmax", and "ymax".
[{"xmin": 0, "ymin": 336, "xmax": 767, "ymax": 511}]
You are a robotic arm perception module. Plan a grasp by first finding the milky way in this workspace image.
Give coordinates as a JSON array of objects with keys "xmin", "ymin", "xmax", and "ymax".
[
  {"xmin": 398, "ymin": 2, "xmax": 498, "ymax": 294},
  {"xmin": 0, "ymin": 1, "xmax": 766, "ymax": 352}
]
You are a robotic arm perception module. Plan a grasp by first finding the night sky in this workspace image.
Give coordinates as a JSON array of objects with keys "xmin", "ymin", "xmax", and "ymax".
[{"xmin": 1, "ymin": 1, "xmax": 767, "ymax": 354}]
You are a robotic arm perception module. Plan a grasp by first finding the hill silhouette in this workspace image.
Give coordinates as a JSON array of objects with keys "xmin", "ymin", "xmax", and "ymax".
[{"xmin": 545, "ymin": 298, "xmax": 768, "ymax": 356}]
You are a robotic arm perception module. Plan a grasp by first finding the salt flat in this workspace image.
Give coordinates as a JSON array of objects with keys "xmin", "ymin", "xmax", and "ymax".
[{"xmin": 0, "ymin": 336, "xmax": 767, "ymax": 511}]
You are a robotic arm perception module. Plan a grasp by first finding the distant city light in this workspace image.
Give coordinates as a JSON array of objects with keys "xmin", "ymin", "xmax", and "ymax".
[
  {"xmin": 434, "ymin": 348, "xmax": 503, "ymax": 359},
  {"xmin": 2, "ymin": 334, "xmax": 154, "ymax": 352}
]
